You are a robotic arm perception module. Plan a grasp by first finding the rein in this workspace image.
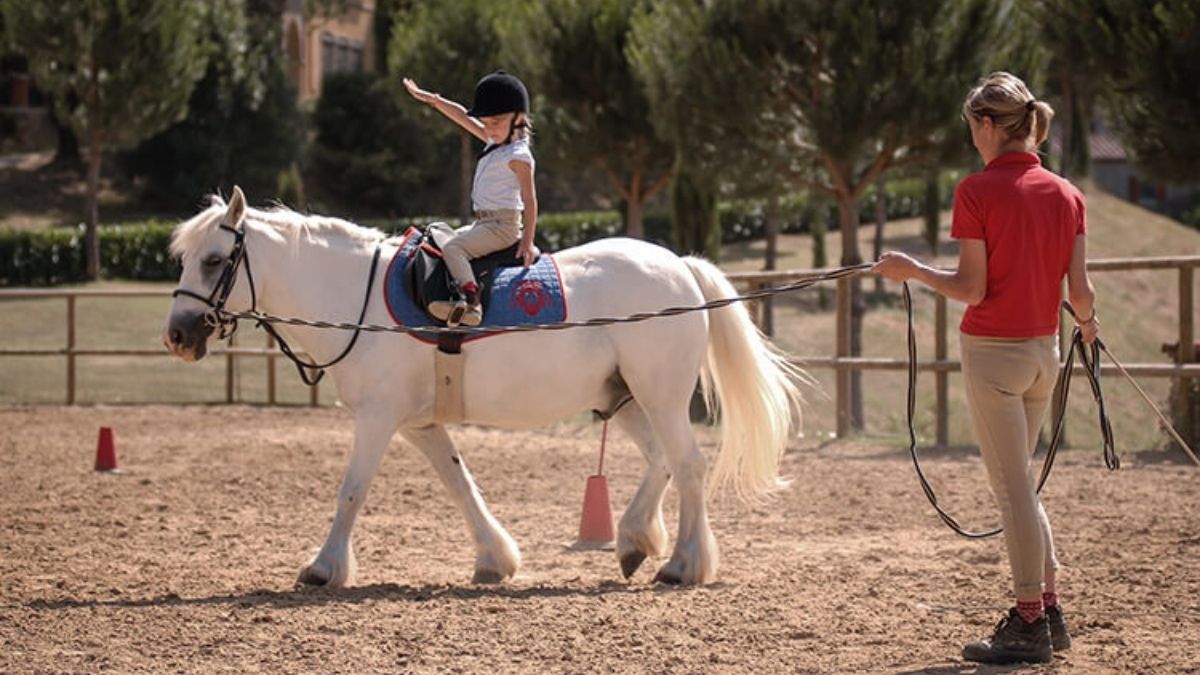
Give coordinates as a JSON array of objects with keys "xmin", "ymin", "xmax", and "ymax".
[
  {"xmin": 171, "ymin": 222, "xmax": 382, "ymax": 386},
  {"xmin": 181, "ymin": 243, "xmax": 1194, "ymax": 525},
  {"xmin": 901, "ymin": 282, "xmax": 1118, "ymax": 539}
]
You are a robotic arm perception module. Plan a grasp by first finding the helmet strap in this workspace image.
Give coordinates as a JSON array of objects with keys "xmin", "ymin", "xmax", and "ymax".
[{"xmin": 504, "ymin": 113, "xmax": 524, "ymax": 146}]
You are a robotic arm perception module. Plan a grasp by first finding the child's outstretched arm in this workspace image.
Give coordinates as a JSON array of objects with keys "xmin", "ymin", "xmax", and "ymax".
[{"xmin": 403, "ymin": 78, "xmax": 488, "ymax": 143}]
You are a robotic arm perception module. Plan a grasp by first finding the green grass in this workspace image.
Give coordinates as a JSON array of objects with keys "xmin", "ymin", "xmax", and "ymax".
[{"xmin": 1, "ymin": 184, "xmax": 1196, "ymax": 451}]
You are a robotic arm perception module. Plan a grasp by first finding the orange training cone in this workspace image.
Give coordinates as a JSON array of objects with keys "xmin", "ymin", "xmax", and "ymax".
[
  {"xmin": 577, "ymin": 474, "xmax": 615, "ymax": 545},
  {"xmin": 575, "ymin": 420, "xmax": 615, "ymax": 547},
  {"xmin": 94, "ymin": 426, "xmax": 118, "ymax": 472}
]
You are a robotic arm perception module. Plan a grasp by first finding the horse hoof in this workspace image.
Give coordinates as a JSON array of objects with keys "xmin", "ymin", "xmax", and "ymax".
[
  {"xmin": 296, "ymin": 567, "xmax": 329, "ymax": 587},
  {"xmin": 653, "ymin": 568, "xmax": 683, "ymax": 585},
  {"xmin": 471, "ymin": 569, "xmax": 505, "ymax": 585},
  {"xmin": 620, "ymin": 552, "xmax": 647, "ymax": 579}
]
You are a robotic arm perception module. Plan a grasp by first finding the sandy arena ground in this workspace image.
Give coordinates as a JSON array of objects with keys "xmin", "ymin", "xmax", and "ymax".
[{"xmin": 1, "ymin": 405, "xmax": 1198, "ymax": 673}]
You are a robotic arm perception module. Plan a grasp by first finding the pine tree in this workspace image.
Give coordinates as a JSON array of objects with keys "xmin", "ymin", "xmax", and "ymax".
[
  {"xmin": 501, "ymin": 0, "xmax": 672, "ymax": 238},
  {"xmin": 629, "ymin": 0, "xmax": 794, "ymax": 262},
  {"xmin": 389, "ymin": 0, "xmax": 504, "ymax": 223},
  {"xmin": 704, "ymin": 0, "xmax": 1003, "ymax": 432},
  {"xmin": 1097, "ymin": 0, "xmax": 1200, "ymax": 182},
  {"xmin": 1, "ymin": 0, "xmax": 211, "ymax": 279}
]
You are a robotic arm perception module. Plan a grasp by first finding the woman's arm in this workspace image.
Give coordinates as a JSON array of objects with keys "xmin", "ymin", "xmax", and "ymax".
[
  {"xmin": 403, "ymin": 78, "xmax": 488, "ymax": 143},
  {"xmin": 511, "ymin": 159, "xmax": 538, "ymax": 266},
  {"xmin": 873, "ymin": 239, "xmax": 988, "ymax": 306},
  {"xmin": 1066, "ymin": 233, "xmax": 1099, "ymax": 342}
]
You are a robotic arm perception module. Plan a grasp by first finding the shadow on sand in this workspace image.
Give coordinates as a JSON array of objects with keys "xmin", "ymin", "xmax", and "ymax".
[{"xmin": 25, "ymin": 579, "xmax": 683, "ymax": 612}]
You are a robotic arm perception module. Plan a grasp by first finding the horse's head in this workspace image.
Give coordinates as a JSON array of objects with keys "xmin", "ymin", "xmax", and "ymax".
[{"xmin": 163, "ymin": 186, "xmax": 253, "ymax": 361}]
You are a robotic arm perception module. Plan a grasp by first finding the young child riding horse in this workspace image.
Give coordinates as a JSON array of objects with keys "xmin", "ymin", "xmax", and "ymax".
[{"xmin": 403, "ymin": 71, "xmax": 539, "ymax": 327}]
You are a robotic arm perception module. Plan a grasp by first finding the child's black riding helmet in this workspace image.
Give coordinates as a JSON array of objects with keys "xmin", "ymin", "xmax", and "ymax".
[{"xmin": 466, "ymin": 71, "xmax": 530, "ymax": 118}]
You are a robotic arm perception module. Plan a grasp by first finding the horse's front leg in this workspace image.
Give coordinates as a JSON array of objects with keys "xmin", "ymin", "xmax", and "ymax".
[
  {"xmin": 298, "ymin": 409, "xmax": 399, "ymax": 588},
  {"xmin": 401, "ymin": 424, "xmax": 520, "ymax": 584}
]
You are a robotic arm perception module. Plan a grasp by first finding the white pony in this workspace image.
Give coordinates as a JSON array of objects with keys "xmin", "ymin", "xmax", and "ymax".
[{"xmin": 164, "ymin": 187, "xmax": 802, "ymax": 587}]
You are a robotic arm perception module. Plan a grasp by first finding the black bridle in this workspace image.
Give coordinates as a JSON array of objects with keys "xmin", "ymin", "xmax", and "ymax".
[
  {"xmin": 171, "ymin": 221, "xmax": 382, "ymax": 386},
  {"xmin": 172, "ymin": 223, "xmax": 253, "ymax": 341}
]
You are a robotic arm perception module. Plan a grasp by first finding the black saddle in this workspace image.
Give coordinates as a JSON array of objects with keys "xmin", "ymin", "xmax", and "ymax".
[{"xmin": 404, "ymin": 224, "xmax": 532, "ymax": 324}]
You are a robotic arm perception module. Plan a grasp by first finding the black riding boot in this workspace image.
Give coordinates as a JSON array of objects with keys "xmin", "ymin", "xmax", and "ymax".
[{"xmin": 962, "ymin": 608, "xmax": 1052, "ymax": 664}]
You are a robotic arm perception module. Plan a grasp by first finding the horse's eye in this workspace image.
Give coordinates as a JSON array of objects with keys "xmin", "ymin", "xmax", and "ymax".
[{"xmin": 203, "ymin": 255, "xmax": 224, "ymax": 268}]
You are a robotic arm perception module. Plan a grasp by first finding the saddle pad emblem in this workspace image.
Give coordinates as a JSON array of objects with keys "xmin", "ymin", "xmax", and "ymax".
[
  {"xmin": 512, "ymin": 279, "xmax": 549, "ymax": 317},
  {"xmin": 384, "ymin": 229, "xmax": 568, "ymax": 344}
]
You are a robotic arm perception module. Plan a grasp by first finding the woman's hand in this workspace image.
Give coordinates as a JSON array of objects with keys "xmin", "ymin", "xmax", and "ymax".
[
  {"xmin": 403, "ymin": 78, "xmax": 436, "ymax": 104},
  {"xmin": 1077, "ymin": 313, "xmax": 1100, "ymax": 344},
  {"xmin": 517, "ymin": 239, "xmax": 539, "ymax": 267},
  {"xmin": 873, "ymin": 251, "xmax": 920, "ymax": 283}
]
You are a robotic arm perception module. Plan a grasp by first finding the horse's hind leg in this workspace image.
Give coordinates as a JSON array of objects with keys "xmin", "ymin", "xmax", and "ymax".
[
  {"xmin": 401, "ymin": 425, "xmax": 520, "ymax": 584},
  {"xmin": 611, "ymin": 401, "xmax": 670, "ymax": 579},
  {"xmin": 642, "ymin": 404, "xmax": 718, "ymax": 585}
]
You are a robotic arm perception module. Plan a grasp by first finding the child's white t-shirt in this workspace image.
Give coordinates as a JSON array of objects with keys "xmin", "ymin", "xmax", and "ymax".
[{"xmin": 472, "ymin": 138, "xmax": 534, "ymax": 212}]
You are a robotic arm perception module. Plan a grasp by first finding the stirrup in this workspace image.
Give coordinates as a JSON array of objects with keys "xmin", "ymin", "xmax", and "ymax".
[
  {"xmin": 460, "ymin": 304, "xmax": 483, "ymax": 327},
  {"xmin": 428, "ymin": 300, "xmax": 455, "ymax": 322},
  {"xmin": 445, "ymin": 298, "xmax": 469, "ymax": 327}
]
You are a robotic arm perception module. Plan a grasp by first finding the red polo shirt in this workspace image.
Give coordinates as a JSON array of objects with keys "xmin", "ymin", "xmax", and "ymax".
[{"xmin": 951, "ymin": 152, "xmax": 1086, "ymax": 337}]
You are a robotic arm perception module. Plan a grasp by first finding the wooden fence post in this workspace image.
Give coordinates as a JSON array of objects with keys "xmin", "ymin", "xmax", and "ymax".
[
  {"xmin": 266, "ymin": 333, "xmax": 277, "ymax": 405},
  {"xmin": 836, "ymin": 277, "xmax": 851, "ymax": 436},
  {"xmin": 66, "ymin": 295, "xmax": 76, "ymax": 405},
  {"xmin": 761, "ymin": 294, "xmax": 774, "ymax": 337},
  {"xmin": 225, "ymin": 332, "xmax": 236, "ymax": 403},
  {"xmin": 1179, "ymin": 265, "xmax": 1196, "ymax": 444},
  {"xmin": 935, "ymin": 294, "xmax": 948, "ymax": 447}
]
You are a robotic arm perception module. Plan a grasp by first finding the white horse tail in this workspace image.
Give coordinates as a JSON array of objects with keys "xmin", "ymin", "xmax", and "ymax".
[{"xmin": 682, "ymin": 256, "xmax": 805, "ymax": 501}]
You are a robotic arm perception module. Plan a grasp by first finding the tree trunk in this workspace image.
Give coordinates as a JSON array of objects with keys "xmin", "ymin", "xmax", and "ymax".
[
  {"xmin": 872, "ymin": 176, "xmax": 886, "ymax": 295},
  {"xmin": 625, "ymin": 193, "xmax": 645, "ymax": 239},
  {"xmin": 459, "ymin": 130, "xmax": 473, "ymax": 224},
  {"xmin": 1059, "ymin": 70, "xmax": 1091, "ymax": 179},
  {"xmin": 923, "ymin": 167, "xmax": 940, "ymax": 256},
  {"xmin": 837, "ymin": 193, "xmax": 864, "ymax": 432},
  {"xmin": 51, "ymin": 118, "xmax": 81, "ymax": 169},
  {"xmin": 811, "ymin": 206, "xmax": 829, "ymax": 310},
  {"xmin": 669, "ymin": 159, "xmax": 718, "ymax": 260},
  {"xmin": 765, "ymin": 190, "xmax": 780, "ymax": 271},
  {"xmin": 85, "ymin": 132, "xmax": 102, "ymax": 281}
]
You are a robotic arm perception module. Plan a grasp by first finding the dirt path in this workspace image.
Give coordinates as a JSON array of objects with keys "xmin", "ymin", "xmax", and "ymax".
[{"xmin": 1, "ymin": 406, "xmax": 1197, "ymax": 673}]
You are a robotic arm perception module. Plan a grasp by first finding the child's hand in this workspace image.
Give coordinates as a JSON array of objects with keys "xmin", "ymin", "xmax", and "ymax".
[
  {"xmin": 403, "ymin": 78, "xmax": 436, "ymax": 104},
  {"xmin": 517, "ymin": 240, "xmax": 539, "ymax": 267}
]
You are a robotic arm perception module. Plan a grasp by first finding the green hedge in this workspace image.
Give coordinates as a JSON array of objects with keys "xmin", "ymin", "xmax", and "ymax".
[
  {"xmin": 1, "ymin": 175, "xmax": 962, "ymax": 286},
  {"xmin": 0, "ymin": 221, "xmax": 181, "ymax": 286}
]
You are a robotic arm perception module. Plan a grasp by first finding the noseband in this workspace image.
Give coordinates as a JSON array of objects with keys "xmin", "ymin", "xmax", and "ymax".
[
  {"xmin": 171, "ymin": 223, "xmax": 254, "ymax": 341},
  {"xmin": 170, "ymin": 220, "xmax": 382, "ymax": 386}
]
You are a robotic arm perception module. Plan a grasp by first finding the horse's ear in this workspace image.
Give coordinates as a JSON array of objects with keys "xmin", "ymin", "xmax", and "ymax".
[{"xmin": 226, "ymin": 186, "xmax": 247, "ymax": 229}]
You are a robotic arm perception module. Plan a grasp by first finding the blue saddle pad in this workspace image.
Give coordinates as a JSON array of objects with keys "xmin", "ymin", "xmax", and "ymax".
[{"xmin": 383, "ymin": 228, "xmax": 567, "ymax": 344}]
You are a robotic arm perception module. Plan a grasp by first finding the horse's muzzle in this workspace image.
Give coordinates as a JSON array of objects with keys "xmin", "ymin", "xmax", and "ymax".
[{"xmin": 163, "ymin": 310, "xmax": 215, "ymax": 361}]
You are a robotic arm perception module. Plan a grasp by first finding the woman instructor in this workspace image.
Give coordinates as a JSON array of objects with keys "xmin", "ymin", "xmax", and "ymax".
[{"xmin": 874, "ymin": 71, "xmax": 1098, "ymax": 664}]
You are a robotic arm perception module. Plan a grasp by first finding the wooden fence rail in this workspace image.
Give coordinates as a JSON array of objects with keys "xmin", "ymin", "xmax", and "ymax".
[
  {"xmin": 0, "ymin": 288, "xmax": 318, "ymax": 406},
  {"xmin": 728, "ymin": 255, "xmax": 1199, "ymax": 445},
  {"xmin": 0, "ymin": 255, "xmax": 1196, "ymax": 445}
]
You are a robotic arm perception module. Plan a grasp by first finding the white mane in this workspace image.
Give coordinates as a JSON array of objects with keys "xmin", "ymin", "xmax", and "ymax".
[{"xmin": 170, "ymin": 194, "xmax": 386, "ymax": 259}]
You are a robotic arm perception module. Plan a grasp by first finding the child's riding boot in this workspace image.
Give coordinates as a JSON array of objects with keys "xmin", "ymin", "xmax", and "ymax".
[
  {"xmin": 450, "ymin": 285, "xmax": 483, "ymax": 327},
  {"xmin": 444, "ymin": 283, "xmax": 482, "ymax": 327}
]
